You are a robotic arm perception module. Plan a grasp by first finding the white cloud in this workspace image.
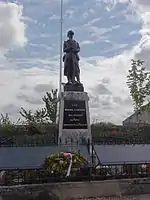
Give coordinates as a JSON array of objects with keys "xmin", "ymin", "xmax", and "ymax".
[
  {"xmin": 0, "ymin": 2, "xmax": 27, "ymax": 54},
  {"xmin": 0, "ymin": 66, "xmax": 58, "ymax": 121},
  {"xmin": 91, "ymin": 25, "xmax": 120, "ymax": 36},
  {"xmin": 2, "ymin": 0, "xmax": 150, "ymax": 125},
  {"xmin": 92, "ymin": 0, "xmax": 150, "ymax": 123},
  {"xmin": 48, "ymin": 14, "xmax": 59, "ymax": 21},
  {"xmin": 0, "ymin": 1, "xmax": 27, "ymax": 120},
  {"xmin": 80, "ymin": 40, "xmax": 94, "ymax": 46},
  {"xmin": 126, "ymin": 1, "xmax": 150, "ymax": 70},
  {"xmin": 133, "ymin": 0, "xmax": 150, "ymax": 11},
  {"xmin": 64, "ymin": 9, "xmax": 75, "ymax": 19}
]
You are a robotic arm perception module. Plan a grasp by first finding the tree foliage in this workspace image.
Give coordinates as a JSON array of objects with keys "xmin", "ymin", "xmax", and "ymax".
[
  {"xmin": 20, "ymin": 89, "xmax": 58, "ymax": 124},
  {"xmin": 127, "ymin": 59, "xmax": 150, "ymax": 111},
  {"xmin": 20, "ymin": 107, "xmax": 48, "ymax": 124},
  {"xmin": 43, "ymin": 151, "xmax": 88, "ymax": 176},
  {"xmin": 42, "ymin": 89, "xmax": 58, "ymax": 124},
  {"xmin": 0, "ymin": 113, "xmax": 12, "ymax": 127},
  {"xmin": 0, "ymin": 114, "xmax": 22, "ymax": 136}
]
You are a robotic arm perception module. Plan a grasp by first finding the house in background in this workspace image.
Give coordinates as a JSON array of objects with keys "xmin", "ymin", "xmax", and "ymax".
[{"xmin": 123, "ymin": 103, "xmax": 150, "ymax": 126}]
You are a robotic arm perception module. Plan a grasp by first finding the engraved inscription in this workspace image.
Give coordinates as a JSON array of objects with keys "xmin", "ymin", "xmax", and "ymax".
[{"xmin": 63, "ymin": 100, "xmax": 87, "ymax": 129}]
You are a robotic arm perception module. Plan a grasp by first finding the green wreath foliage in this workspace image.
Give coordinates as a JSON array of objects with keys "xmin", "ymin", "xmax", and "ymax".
[{"xmin": 43, "ymin": 151, "xmax": 88, "ymax": 176}]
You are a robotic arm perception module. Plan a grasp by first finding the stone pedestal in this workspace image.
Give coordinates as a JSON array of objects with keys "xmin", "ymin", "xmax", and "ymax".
[
  {"xmin": 58, "ymin": 91, "xmax": 91, "ymax": 145},
  {"xmin": 64, "ymin": 83, "xmax": 84, "ymax": 92}
]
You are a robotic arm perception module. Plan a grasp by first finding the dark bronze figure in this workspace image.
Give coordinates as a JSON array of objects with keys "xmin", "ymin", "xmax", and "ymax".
[{"xmin": 63, "ymin": 30, "xmax": 81, "ymax": 84}]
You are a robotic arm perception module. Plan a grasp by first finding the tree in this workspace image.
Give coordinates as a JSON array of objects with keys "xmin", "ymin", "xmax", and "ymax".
[
  {"xmin": 127, "ymin": 59, "xmax": 150, "ymax": 111},
  {"xmin": 42, "ymin": 89, "xmax": 58, "ymax": 124},
  {"xmin": 0, "ymin": 113, "xmax": 12, "ymax": 127},
  {"xmin": 20, "ymin": 89, "xmax": 58, "ymax": 124},
  {"xmin": 20, "ymin": 107, "xmax": 48, "ymax": 124}
]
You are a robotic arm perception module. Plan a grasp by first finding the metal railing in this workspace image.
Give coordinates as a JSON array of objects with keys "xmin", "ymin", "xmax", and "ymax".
[{"xmin": 1, "ymin": 163, "xmax": 150, "ymax": 186}]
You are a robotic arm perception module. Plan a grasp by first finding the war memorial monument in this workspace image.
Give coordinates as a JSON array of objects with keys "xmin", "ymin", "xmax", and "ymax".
[
  {"xmin": 58, "ymin": 30, "xmax": 91, "ymax": 145},
  {"xmin": 1, "ymin": 30, "xmax": 150, "ymax": 200}
]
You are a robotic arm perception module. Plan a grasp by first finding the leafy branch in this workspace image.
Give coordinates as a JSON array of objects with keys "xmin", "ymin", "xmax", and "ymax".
[
  {"xmin": 20, "ymin": 89, "xmax": 58, "ymax": 124},
  {"xmin": 127, "ymin": 59, "xmax": 150, "ymax": 111}
]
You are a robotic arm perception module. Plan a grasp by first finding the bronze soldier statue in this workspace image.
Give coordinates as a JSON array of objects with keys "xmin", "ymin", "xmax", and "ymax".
[{"xmin": 63, "ymin": 30, "xmax": 81, "ymax": 84}]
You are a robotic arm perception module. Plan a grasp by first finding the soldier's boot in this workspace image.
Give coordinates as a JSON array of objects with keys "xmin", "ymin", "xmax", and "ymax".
[{"xmin": 76, "ymin": 74, "xmax": 80, "ymax": 84}]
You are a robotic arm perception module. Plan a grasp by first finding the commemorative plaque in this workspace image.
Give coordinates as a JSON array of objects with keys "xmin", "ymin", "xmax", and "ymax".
[{"xmin": 63, "ymin": 100, "xmax": 87, "ymax": 129}]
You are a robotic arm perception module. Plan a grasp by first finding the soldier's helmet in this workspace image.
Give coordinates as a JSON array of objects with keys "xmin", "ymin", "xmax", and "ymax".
[{"xmin": 67, "ymin": 30, "xmax": 74, "ymax": 37}]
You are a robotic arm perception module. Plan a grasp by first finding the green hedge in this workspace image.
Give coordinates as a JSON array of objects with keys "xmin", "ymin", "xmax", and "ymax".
[
  {"xmin": 0, "ymin": 123, "xmax": 150, "ymax": 145},
  {"xmin": 0, "ymin": 124, "xmax": 57, "ymax": 136}
]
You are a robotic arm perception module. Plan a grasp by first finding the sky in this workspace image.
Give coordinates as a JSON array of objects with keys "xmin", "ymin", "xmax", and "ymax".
[{"xmin": 0, "ymin": 0, "xmax": 150, "ymax": 124}]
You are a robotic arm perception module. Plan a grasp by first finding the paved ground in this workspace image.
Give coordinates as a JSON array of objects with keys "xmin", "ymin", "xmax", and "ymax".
[{"xmin": 81, "ymin": 195, "xmax": 150, "ymax": 200}]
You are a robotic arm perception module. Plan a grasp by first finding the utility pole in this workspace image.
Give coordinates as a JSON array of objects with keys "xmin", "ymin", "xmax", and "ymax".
[
  {"xmin": 59, "ymin": 0, "xmax": 63, "ymax": 96},
  {"xmin": 57, "ymin": 0, "xmax": 63, "ymax": 130}
]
